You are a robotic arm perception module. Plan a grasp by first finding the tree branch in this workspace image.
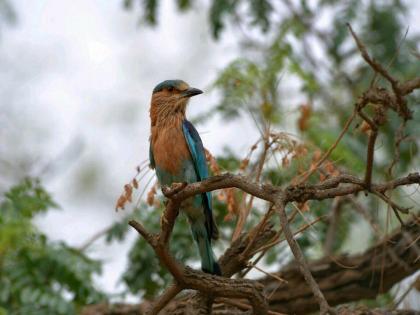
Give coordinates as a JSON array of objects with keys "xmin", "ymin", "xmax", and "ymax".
[
  {"xmin": 82, "ymin": 217, "xmax": 420, "ymax": 315},
  {"xmin": 275, "ymin": 200, "xmax": 333, "ymax": 314}
]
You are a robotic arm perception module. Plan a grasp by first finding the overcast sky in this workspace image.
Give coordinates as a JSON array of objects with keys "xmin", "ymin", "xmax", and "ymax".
[{"xmin": 0, "ymin": 0, "xmax": 419, "ymax": 305}]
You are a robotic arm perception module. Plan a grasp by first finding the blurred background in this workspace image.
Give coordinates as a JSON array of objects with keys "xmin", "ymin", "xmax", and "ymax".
[{"xmin": 0, "ymin": 0, "xmax": 419, "ymax": 313}]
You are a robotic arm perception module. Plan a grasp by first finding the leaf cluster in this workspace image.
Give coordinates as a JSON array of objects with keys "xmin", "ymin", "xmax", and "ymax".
[{"xmin": 0, "ymin": 179, "xmax": 104, "ymax": 315}]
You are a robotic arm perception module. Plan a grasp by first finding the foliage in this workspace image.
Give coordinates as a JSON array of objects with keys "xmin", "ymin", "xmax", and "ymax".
[
  {"xmin": 0, "ymin": 178, "xmax": 104, "ymax": 315},
  {"xmin": 124, "ymin": 0, "xmax": 272, "ymax": 39},
  {"xmin": 0, "ymin": 0, "xmax": 16, "ymax": 29}
]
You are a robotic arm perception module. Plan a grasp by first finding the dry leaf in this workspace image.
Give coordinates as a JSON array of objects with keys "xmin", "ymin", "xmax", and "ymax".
[
  {"xmin": 224, "ymin": 213, "xmax": 234, "ymax": 222},
  {"xmin": 298, "ymin": 201, "xmax": 310, "ymax": 212},
  {"xmin": 147, "ymin": 185, "xmax": 157, "ymax": 206},
  {"xmin": 124, "ymin": 184, "xmax": 133, "ymax": 202},
  {"xmin": 115, "ymin": 195, "xmax": 127, "ymax": 211},
  {"xmin": 217, "ymin": 190, "xmax": 226, "ymax": 201},
  {"xmin": 298, "ymin": 103, "xmax": 312, "ymax": 132},
  {"xmin": 132, "ymin": 178, "xmax": 139, "ymax": 189},
  {"xmin": 224, "ymin": 188, "xmax": 237, "ymax": 221},
  {"xmin": 325, "ymin": 161, "xmax": 335, "ymax": 175},
  {"xmin": 239, "ymin": 158, "xmax": 250, "ymax": 171},
  {"xmin": 360, "ymin": 121, "xmax": 371, "ymax": 134},
  {"xmin": 293, "ymin": 144, "xmax": 308, "ymax": 159},
  {"xmin": 312, "ymin": 149, "xmax": 322, "ymax": 162},
  {"xmin": 205, "ymin": 148, "xmax": 221, "ymax": 175},
  {"xmin": 282, "ymin": 156, "xmax": 290, "ymax": 167}
]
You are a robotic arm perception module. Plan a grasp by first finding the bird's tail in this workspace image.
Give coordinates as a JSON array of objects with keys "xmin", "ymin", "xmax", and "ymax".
[{"xmin": 191, "ymin": 221, "xmax": 221, "ymax": 276}]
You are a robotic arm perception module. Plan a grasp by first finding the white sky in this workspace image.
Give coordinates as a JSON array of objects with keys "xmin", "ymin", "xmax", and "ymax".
[{"xmin": 0, "ymin": 0, "xmax": 419, "ymax": 306}]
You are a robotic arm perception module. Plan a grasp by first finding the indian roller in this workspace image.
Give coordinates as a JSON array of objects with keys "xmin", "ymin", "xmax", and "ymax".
[{"xmin": 148, "ymin": 79, "xmax": 221, "ymax": 275}]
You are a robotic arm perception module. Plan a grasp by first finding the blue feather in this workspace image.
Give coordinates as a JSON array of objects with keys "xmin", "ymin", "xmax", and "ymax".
[{"xmin": 182, "ymin": 120, "xmax": 217, "ymax": 240}]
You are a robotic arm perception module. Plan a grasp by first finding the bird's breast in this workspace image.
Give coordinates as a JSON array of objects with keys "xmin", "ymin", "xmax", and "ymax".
[{"xmin": 151, "ymin": 124, "xmax": 191, "ymax": 176}]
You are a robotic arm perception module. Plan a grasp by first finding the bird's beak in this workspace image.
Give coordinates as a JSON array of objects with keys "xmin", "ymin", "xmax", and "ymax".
[{"xmin": 181, "ymin": 87, "xmax": 203, "ymax": 98}]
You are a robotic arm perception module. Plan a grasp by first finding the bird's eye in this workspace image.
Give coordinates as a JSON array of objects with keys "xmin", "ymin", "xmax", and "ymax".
[{"xmin": 168, "ymin": 87, "xmax": 174, "ymax": 92}]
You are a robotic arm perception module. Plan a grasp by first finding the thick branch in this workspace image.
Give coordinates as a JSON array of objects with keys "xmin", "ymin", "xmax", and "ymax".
[
  {"xmin": 166, "ymin": 173, "xmax": 280, "ymax": 204},
  {"xmin": 262, "ymin": 218, "xmax": 420, "ymax": 314},
  {"xmin": 283, "ymin": 172, "xmax": 420, "ymax": 205},
  {"xmin": 82, "ymin": 217, "xmax": 420, "ymax": 315},
  {"xmin": 147, "ymin": 284, "xmax": 182, "ymax": 315},
  {"xmin": 400, "ymin": 77, "xmax": 420, "ymax": 95},
  {"xmin": 161, "ymin": 172, "xmax": 419, "ymax": 207}
]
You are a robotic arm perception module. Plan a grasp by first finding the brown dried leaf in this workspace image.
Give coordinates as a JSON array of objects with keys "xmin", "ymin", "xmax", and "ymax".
[
  {"xmin": 312, "ymin": 149, "xmax": 322, "ymax": 162},
  {"xmin": 124, "ymin": 184, "xmax": 133, "ymax": 202},
  {"xmin": 298, "ymin": 201, "xmax": 310, "ymax": 212},
  {"xmin": 217, "ymin": 190, "xmax": 226, "ymax": 201},
  {"xmin": 147, "ymin": 185, "xmax": 157, "ymax": 206},
  {"xmin": 115, "ymin": 195, "xmax": 127, "ymax": 211},
  {"xmin": 205, "ymin": 148, "xmax": 221, "ymax": 175},
  {"xmin": 332, "ymin": 169, "xmax": 340, "ymax": 177},
  {"xmin": 298, "ymin": 103, "xmax": 312, "ymax": 132},
  {"xmin": 282, "ymin": 156, "xmax": 290, "ymax": 167},
  {"xmin": 239, "ymin": 158, "xmax": 249, "ymax": 171},
  {"xmin": 224, "ymin": 188, "xmax": 237, "ymax": 221},
  {"xmin": 325, "ymin": 161, "xmax": 335, "ymax": 175},
  {"xmin": 132, "ymin": 178, "xmax": 139, "ymax": 189},
  {"xmin": 293, "ymin": 144, "xmax": 308, "ymax": 159},
  {"xmin": 224, "ymin": 213, "xmax": 234, "ymax": 222},
  {"xmin": 360, "ymin": 121, "xmax": 371, "ymax": 134}
]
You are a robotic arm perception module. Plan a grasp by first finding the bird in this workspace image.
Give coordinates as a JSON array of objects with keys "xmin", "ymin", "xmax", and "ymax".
[{"xmin": 148, "ymin": 79, "xmax": 221, "ymax": 275}]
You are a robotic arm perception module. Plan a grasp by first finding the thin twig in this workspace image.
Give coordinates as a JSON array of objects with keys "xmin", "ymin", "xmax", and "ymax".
[
  {"xmin": 297, "ymin": 109, "xmax": 356, "ymax": 184},
  {"xmin": 232, "ymin": 131, "xmax": 271, "ymax": 241},
  {"xmin": 347, "ymin": 23, "xmax": 411, "ymax": 119},
  {"xmin": 247, "ymin": 262, "xmax": 288, "ymax": 284},
  {"xmin": 275, "ymin": 200, "xmax": 334, "ymax": 315},
  {"xmin": 364, "ymin": 129, "xmax": 378, "ymax": 189},
  {"xmin": 147, "ymin": 284, "xmax": 182, "ymax": 315}
]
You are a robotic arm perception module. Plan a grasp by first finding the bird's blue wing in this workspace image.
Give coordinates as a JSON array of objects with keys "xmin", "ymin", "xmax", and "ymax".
[
  {"xmin": 149, "ymin": 141, "xmax": 155, "ymax": 169},
  {"xmin": 182, "ymin": 120, "xmax": 217, "ymax": 240}
]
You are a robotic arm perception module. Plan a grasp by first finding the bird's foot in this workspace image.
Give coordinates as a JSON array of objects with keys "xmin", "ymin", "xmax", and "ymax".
[{"xmin": 162, "ymin": 182, "xmax": 188, "ymax": 197}]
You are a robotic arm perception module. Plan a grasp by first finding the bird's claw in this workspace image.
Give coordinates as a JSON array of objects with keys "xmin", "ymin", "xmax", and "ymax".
[{"xmin": 162, "ymin": 182, "xmax": 188, "ymax": 197}]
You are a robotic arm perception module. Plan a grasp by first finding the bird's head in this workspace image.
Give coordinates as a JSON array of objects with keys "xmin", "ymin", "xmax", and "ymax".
[{"xmin": 149, "ymin": 79, "xmax": 203, "ymax": 126}]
